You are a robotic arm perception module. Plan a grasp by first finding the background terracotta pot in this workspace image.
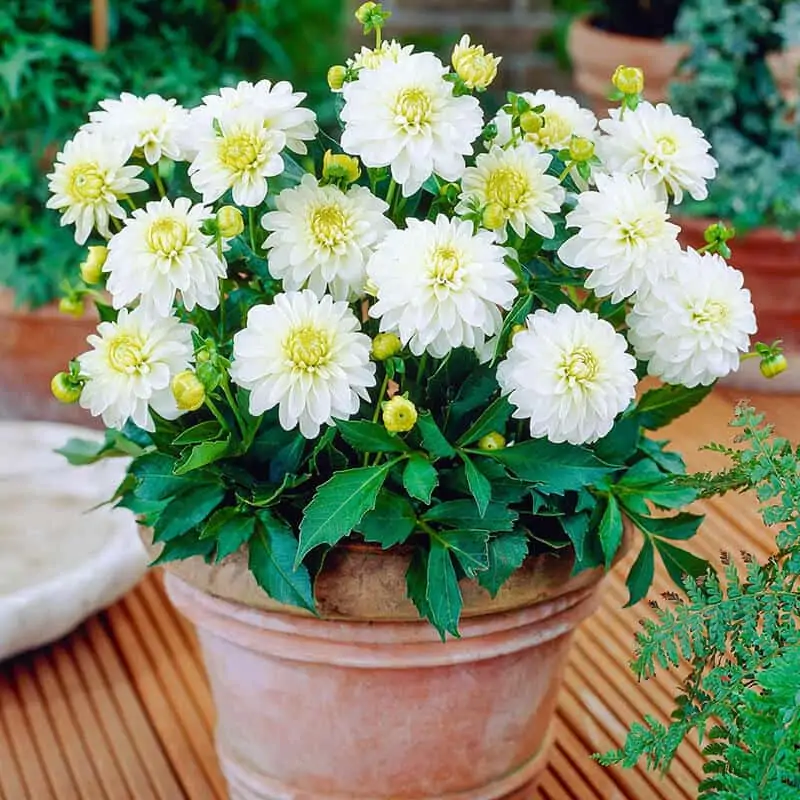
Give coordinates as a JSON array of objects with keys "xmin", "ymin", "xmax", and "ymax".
[
  {"xmin": 767, "ymin": 47, "xmax": 800, "ymax": 103},
  {"xmin": 568, "ymin": 16, "xmax": 688, "ymax": 114},
  {"xmin": 161, "ymin": 539, "xmax": 622, "ymax": 800},
  {"xmin": 678, "ymin": 217, "xmax": 800, "ymax": 391},
  {"xmin": 0, "ymin": 289, "xmax": 97, "ymax": 424}
]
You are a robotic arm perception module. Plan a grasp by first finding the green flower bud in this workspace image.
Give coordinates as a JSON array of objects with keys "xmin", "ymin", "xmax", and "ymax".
[
  {"xmin": 171, "ymin": 370, "xmax": 206, "ymax": 411},
  {"xmin": 568, "ymin": 136, "xmax": 595, "ymax": 163},
  {"xmin": 482, "ymin": 202, "xmax": 507, "ymax": 231},
  {"xmin": 371, "ymin": 332, "xmax": 402, "ymax": 361},
  {"xmin": 382, "ymin": 395, "xmax": 418, "ymax": 433},
  {"xmin": 612, "ymin": 65, "xmax": 644, "ymax": 96},
  {"xmin": 327, "ymin": 65, "xmax": 348, "ymax": 91},
  {"xmin": 519, "ymin": 110, "xmax": 543, "ymax": 134},
  {"xmin": 323, "ymin": 150, "xmax": 361, "ymax": 184},
  {"xmin": 80, "ymin": 245, "xmax": 108, "ymax": 284},
  {"xmin": 355, "ymin": 1, "xmax": 378, "ymax": 24},
  {"xmin": 217, "ymin": 206, "xmax": 244, "ymax": 238},
  {"xmin": 760, "ymin": 352, "xmax": 788, "ymax": 379},
  {"xmin": 478, "ymin": 432, "xmax": 506, "ymax": 451},
  {"xmin": 59, "ymin": 297, "xmax": 84, "ymax": 318},
  {"xmin": 51, "ymin": 372, "xmax": 82, "ymax": 404}
]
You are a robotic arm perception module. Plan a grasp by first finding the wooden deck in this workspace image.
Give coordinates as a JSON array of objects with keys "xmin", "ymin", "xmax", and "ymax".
[{"xmin": 0, "ymin": 387, "xmax": 796, "ymax": 800}]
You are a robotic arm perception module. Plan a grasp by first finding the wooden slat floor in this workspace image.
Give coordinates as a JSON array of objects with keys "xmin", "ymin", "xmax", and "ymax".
[{"xmin": 0, "ymin": 387, "xmax": 796, "ymax": 800}]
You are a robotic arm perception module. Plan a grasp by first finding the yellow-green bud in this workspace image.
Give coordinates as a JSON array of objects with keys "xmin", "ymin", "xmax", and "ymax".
[
  {"xmin": 760, "ymin": 352, "xmax": 788, "ymax": 379},
  {"xmin": 519, "ymin": 110, "xmax": 543, "ymax": 134},
  {"xmin": 478, "ymin": 432, "xmax": 506, "ymax": 451},
  {"xmin": 511, "ymin": 323, "xmax": 526, "ymax": 338},
  {"xmin": 171, "ymin": 370, "xmax": 206, "ymax": 412},
  {"xmin": 217, "ymin": 206, "xmax": 244, "ymax": 238},
  {"xmin": 51, "ymin": 372, "xmax": 82, "ymax": 404},
  {"xmin": 382, "ymin": 395, "xmax": 418, "ymax": 433},
  {"xmin": 451, "ymin": 35, "xmax": 500, "ymax": 91},
  {"xmin": 482, "ymin": 202, "xmax": 506, "ymax": 231},
  {"xmin": 323, "ymin": 150, "xmax": 361, "ymax": 184},
  {"xmin": 568, "ymin": 136, "xmax": 595, "ymax": 163},
  {"xmin": 59, "ymin": 297, "xmax": 84, "ymax": 318},
  {"xmin": 371, "ymin": 332, "xmax": 402, "ymax": 361},
  {"xmin": 80, "ymin": 245, "xmax": 107, "ymax": 284},
  {"xmin": 355, "ymin": 1, "xmax": 378, "ymax": 23},
  {"xmin": 612, "ymin": 65, "xmax": 644, "ymax": 96},
  {"xmin": 327, "ymin": 65, "xmax": 348, "ymax": 91}
]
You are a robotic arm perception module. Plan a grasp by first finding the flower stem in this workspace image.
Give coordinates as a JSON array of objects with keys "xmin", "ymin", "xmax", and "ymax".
[
  {"xmin": 248, "ymin": 207, "xmax": 257, "ymax": 253},
  {"xmin": 385, "ymin": 179, "xmax": 398, "ymax": 213},
  {"xmin": 558, "ymin": 162, "xmax": 573, "ymax": 182},
  {"xmin": 221, "ymin": 378, "xmax": 248, "ymax": 441},
  {"xmin": 151, "ymin": 167, "xmax": 166, "ymax": 198},
  {"xmin": 205, "ymin": 395, "xmax": 230, "ymax": 432},
  {"xmin": 371, "ymin": 373, "xmax": 390, "ymax": 424}
]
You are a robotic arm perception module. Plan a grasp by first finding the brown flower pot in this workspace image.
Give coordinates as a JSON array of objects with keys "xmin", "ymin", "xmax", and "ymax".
[
  {"xmin": 0, "ymin": 289, "xmax": 98, "ymax": 424},
  {"xmin": 161, "ymin": 538, "xmax": 621, "ymax": 800},
  {"xmin": 678, "ymin": 217, "xmax": 800, "ymax": 391},
  {"xmin": 767, "ymin": 48, "xmax": 800, "ymax": 103},
  {"xmin": 568, "ymin": 16, "xmax": 688, "ymax": 114}
]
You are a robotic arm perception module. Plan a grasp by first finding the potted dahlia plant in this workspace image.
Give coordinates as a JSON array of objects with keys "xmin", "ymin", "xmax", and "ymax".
[{"xmin": 51, "ymin": 5, "xmax": 769, "ymax": 797}]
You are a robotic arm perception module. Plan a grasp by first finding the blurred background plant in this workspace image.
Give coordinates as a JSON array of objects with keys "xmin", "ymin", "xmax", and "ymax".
[{"xmin": 0, "ymin": 0, "xmax": 344, "ymax": 308}]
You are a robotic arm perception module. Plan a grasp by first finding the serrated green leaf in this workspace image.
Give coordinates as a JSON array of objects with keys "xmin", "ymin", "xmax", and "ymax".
[
  {"xmin": 627, "ymin": 511, "xmax": 705, "ymax": 541},
  {"xmin": 131, "ymin": 453, "xmax": 209, "ymax": 501},
  {"xmin": 625, "ymin": 536, "xmax": 655, "ymax": 607},
  {"xmin": 405, "ymin": 549, "xmax": 431, "ymax": 620},
  {"xmin": 150, "ymin": 532, "xmax": 215, "ymax": 565},
  {"xmin": 616, "ymin": 460, "xmax": 699, "ymax": 510},
  {"xmin": 492, "ymin": 293, "xmax": 533, "ymax": 363},
  {"xmin": 478, "ymin": 531, "xmax": 529, "ymax": 597},
  {"xmin": 599, "ymin": 495, "xmax": 624, "ymax": 569},
  {"xmin": 201, "ymin": 507, "xmax": 256, "ymax": 561},
  {"xmin": 653, "ymin": 539, "xmax": 710, "ymax": 589},
  {"xmin": 595, "ymin": 415, "xmax": 640, "ymax": 464},
  {"xmin": 296, "ymin": 462, "xmax": 395, "ymax": 562},
  {"xmin": 173, "ymin": 420, "xmax": 223, "ymax": 446},
  {"xmin": 638, "ymin": 437, "xmax": 686, "ymax": 475},
  {"xmin": 250, "ymin": 511, "xmax": 315, "ymax": 612},
  {"xmin": 355, "ymin": 491, "xmax": 417, "ymax": 548},
  {"xmin": 335, "ymin": 419, "xmax": 410, "ymax": 453},
  {"xmin": 426, "ymin": 539, "xmax": 463, "ymax": 639},
  {"xmin": 422, "ymin": 499, "xmax": 516, "ymax": 531},
  {"xmin": 438, "ymin": 530, "xmax": 489, "ymax": 577},
  {"xmin": 174, "ymin": 437, "xmax": 232, "ymax": 475},
  {"xmin": 633, "ymin": 384, "xmax": 714, "ymax": 430},
  {"xmin": 417, "ymin": 411, "xmax": 456, "ymax": 459},
  {"xmin": 403, "ymin": 455, "xmax": 438, "ymax": 503},
  {"xmin": 461, "ymin": 453, "xmax": 492, "ymax": 516},
  {"xmin": 153, "ymin": 484, "xmax": 226, "ymax": 543},
  {"xmin": 455, "ymin": 396, "xmax": 513, "ymax": 447},
  {"xmin": 200, "ymin": 506, "xmax": 238, "ymax": 540}
]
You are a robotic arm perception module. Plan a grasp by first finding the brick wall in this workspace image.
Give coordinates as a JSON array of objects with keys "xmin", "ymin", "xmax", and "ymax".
[{"xmin": 374, "ymin": 0, "xmax": 571, "ymax": 95}]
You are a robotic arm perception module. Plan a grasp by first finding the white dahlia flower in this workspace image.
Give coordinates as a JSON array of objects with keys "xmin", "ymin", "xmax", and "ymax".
[
  {"xmin": 188, "ymin": 108, "xmax": 286, "ymax": 206},
  {"xmin": 340, "ymin": 52, "xmax": 484, "ymax": 197},
  {"xmin": 367, "ymin": 215, "xmax": 517, "ymax": 357},
  {"xmin": 598, "ymin": 102, "xmax": 717, "ymax": 203},
  {"xmin": 492, "ymin": 90, "xmax": 597, "ymax": 151},
  {"xmin": 458, "ymin": 143, "xmax": 565, "ymax": 241},
  {"xmin": 627, "ymin": 249, "xmax": 757, "ymax": 387},
  {"xmin": 104, "ymin": 197, "xmax": 226, "ymax": 316},
  {"xmin": 231, "ymin": 291, "xmax": 376, "ymax": 438},
  {"xmin": 262, "ymin": 175, "xmax": 393, "ymax": 301},
  {"xmin": 348, "ymin": 40, "xmax": 414, "ymax": 72},
  {"xmin": 558, "ymin": 173, "xmax": 680, "ymax": 302},
  {"xmin": 78, "ymin": 307, "xmax": 195, "ymax": 431},
  {"xmin": 498, "ymin": 305, "xmax": 637, "ymax": 445},
  {"xmin": 88, "ymin": 93, "xmax": 189, "ymax": 165},
  {"xmin": 46, "ymin": 130, "xmax": 148, "ymax": 244}
]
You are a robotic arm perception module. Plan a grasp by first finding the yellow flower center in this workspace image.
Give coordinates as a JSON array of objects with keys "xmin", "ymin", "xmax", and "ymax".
[
  {"xmin": 393, "ymin": 87, "xmax": 433, "ymax": 132},
  {"xmin": 485, "ymin": 167, "xmax": 529, "ymax": 212},
  {"xmin": 107, "ymin": 333, "xmax": 147, "ymax": 375},
  {"xmin": 285, "ymin": 326, "xmax": 331, "ymax": 372},
  {"xmin": 429, "ymin": 245, "xmax": 463, "ymax": 287},
  {"xmin": 692, "ymin": 299, "xmax": 729, "ymax": 328},
  {"xmin": 68, "ymin": 163, "xmax": 106, "ymax": 203},
  {"xmin": 656, "ymin": 135, "xmax": 678, "ymax": 156},
  {"xmin": 147, "ymin": 217, "xmax": 189, "ymax": 257},
  {"xmin": 529, "ymin": 111, "xmax": 571, "ymax": 149},
  {"xmin": 218, "ymin": 131, "xmax": 265, "ymax": 174},
  {"xmin": 309, "ymin": 204, "xmax": 351, "ymax": 249},
  {"xmin": 616, "ymin": 210, "xmax": 664, "ymax": 245},
  {"xmin": 559, "ymin": 347, "xmax": 599, "ymax": 386}
]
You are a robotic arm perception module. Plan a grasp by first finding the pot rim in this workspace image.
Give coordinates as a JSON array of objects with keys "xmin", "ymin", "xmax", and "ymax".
[{"xmin": 570, "ymin": 14, "xmax": 688, "ymax": 50}]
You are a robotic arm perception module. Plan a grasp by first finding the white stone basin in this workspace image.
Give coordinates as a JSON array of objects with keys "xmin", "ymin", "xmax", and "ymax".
[{"xmin": 0, "ymin": 422, "xmax": 147, "ymax": 661}]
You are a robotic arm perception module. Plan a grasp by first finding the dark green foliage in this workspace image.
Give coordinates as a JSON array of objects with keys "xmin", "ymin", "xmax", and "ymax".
[{"xmin": 600, "ymin": 405, "xmax": 800, "ymax": 798}]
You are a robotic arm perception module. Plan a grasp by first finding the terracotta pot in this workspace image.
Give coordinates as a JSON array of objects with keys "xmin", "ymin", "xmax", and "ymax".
[
  {"xmin": 568, "ymin": 16, "xmax": 688, "ymax": 115},
  {"xmin": 162, "ymin": 539, "xmax": 619, "ymax": 800},
  {"xmin": 678, "ymin": 216, "xmax": 800, "ymax": 391},
  {"xmin": 0, "ymin": 289, "xmax": 98, "ymax": 424},
  {"xmin": 767, "ymin": 48, "xmax": 800, "ymax": 103}
]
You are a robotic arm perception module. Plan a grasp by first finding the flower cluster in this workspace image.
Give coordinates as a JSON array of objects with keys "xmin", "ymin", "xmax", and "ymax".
[{"xmin": 49, "ymin": 5, "xmax": 768, "ymax": 635}]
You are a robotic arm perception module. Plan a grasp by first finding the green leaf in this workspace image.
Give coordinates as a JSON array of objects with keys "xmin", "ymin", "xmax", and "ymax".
[
  {"xmin": 153, "ymin": 485, "xmax": 227, "ymax": 543},
  {"xmin": 250, "ymin": 472, "xmax": 310, "ymax": 507},
  {"xmin": 639, "ymin": 437, "xmax": 686, "ymax": 475},
  {"xmin": 625, "ymin": 536, "xmax": 655, "ymax": 607},
  {"xmin": 633, "ymin": 384, "xmax": 714, "ymax": 430},
  {"xmin": 335, "ymin": 419, "xmax": 410, "ymax": 453},
  {"xmin": 173, "ymin": 420, "xmax": 223, "ymax": 446},
  {"xmin": 595, "ymin": 415, "xmax": 640, "ymax": 464},
  {"xmin": 653, "ymin": 539, "xmax": 710, "ymax": 589},
  {"xmin": 150, "ymin": 532, "xmax": 215, "ymax": 565},
  {"xmin": 403, "ymin": 455, "xmax": 438, "ymax": 503},
  {"xmin": 297, "ymin": 462, "xmax": 395, "ymax": 562},
  {"xmin": 174, "ymin": 437, "xmax": 232, "ymax": 475},
  {"xmin": 131, "ymin": 453, "xmax": 208, "ymax": 501},
  {"xmin": 199, "ymin": 506, "xmax": 238, "ymax": 539},
  {"xmin": 481, "ymin": 439, "xmax": 619, "ymax": 494},
  {"xmin": 426, "ymin": 539, "xmax": 463, "ymax": 639},
  {"xmin": 422, "ymin": 499, "xmax": 516, "ymax": 531},
  {"xmin": 478, "ymin": 531, "xmax": 529, "ymax": 597},
  {"xmin": 492, "ymin": 293, "xmax": 533, "ymax": 362},
  {"xmin": 616, "ymin": 460, "xmax": 699, "ymax": 510},
  {"xmin": 250, "ymin": 511, "xmax": 315, "ymax": 612},
  {"xmin": 202, "ymin": 508, "xmax": 256, "ymax": 561},
  {"xmin": 599, "ymin": 496, "xmax": 624, "ymax": 569},
  {"xmin": 461, "ymin": 453, "xmax": 492, "ymax": 516},
  {"xmin": 627, "ymin": 511, "xmax": 705, "ymax": 541},
  {"xmin": 355, "ymin": 491, "xmax": 417, "ymax": 548},
  {"xmin": 405, "ymin": 549, "xmax": 431, "ymax": 621},
  {"xmin": 455, "ymin": 396, "xmax": 513, "ymax": 447},
  {"xmin": 417, "ymin": 411, "xmax": 456, "ymax": 459},
  {"xmin": 55, "ymin": 437, "xmax": 109, "ymax": 466},
  {"xmin": 438, "ymin": 530, "xmax": 489, "ymax": 578}
]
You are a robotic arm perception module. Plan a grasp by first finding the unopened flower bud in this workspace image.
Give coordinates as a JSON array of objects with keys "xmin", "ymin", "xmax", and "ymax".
[
  {"xmin": 217, "ymin": 206, "xmax": 244, "ymax": 238},
  {"xmin": 327, "ymin": 65, "xmax": 348, "ymax": 91},
  {"xmin": 612, "ymin": 65, "xmax": 644, "ymax": 96},
  {"xmin": 171, "ymin": 370, "xmax": 206, "ymax": 412},
  {"xmin": 355, "ymin": 1, "xmax": 378, "ymax": 23},
  {"xmin": 371, "ymin": 332, "xmax": 402, "ymax": 361},
  {"xmin": 478, "ymin": 431, "xmax": 506, "ymax": 451},
  {"xmin": 59, "ymin": 297, "xmax": 84, "ymax": 318},
  {"xmin": 511, "ymin": 324, "xmax": 526, "ymax": 338},
  {"xmin": 482, "ymin": 202, "xmax": 506, "ymax": 231},
  {"xmin": 760, "ymin": 352, "xmax": 788, "ymax": 379},
  {"xmin": 519, "ymin": 110, "xmax": 544, "ymax": 134},
  {"xmin": 80, "ymin": 246, "xmax": 107, "ymax": 284},
  {"xmin": 51, "ymin": 372, "xmax": 82, "ymax": 404},
  {"xmin": 382, "ymin": 395, "xmax": 418, "ymax": 433},
  {"xmin": 196, "ymin": 360, "xmax": 223, "ymax": 392},
  {"xmin": 569, "ymin": 136, "xmax": 595, "ymax": 163},
  {"xmin": 323, "ymin": 150, "xmax": 361, "ymax": 184},
  {"xmin": 451, "ymin": 35, "xmax": 500, "ymax": 91}
]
